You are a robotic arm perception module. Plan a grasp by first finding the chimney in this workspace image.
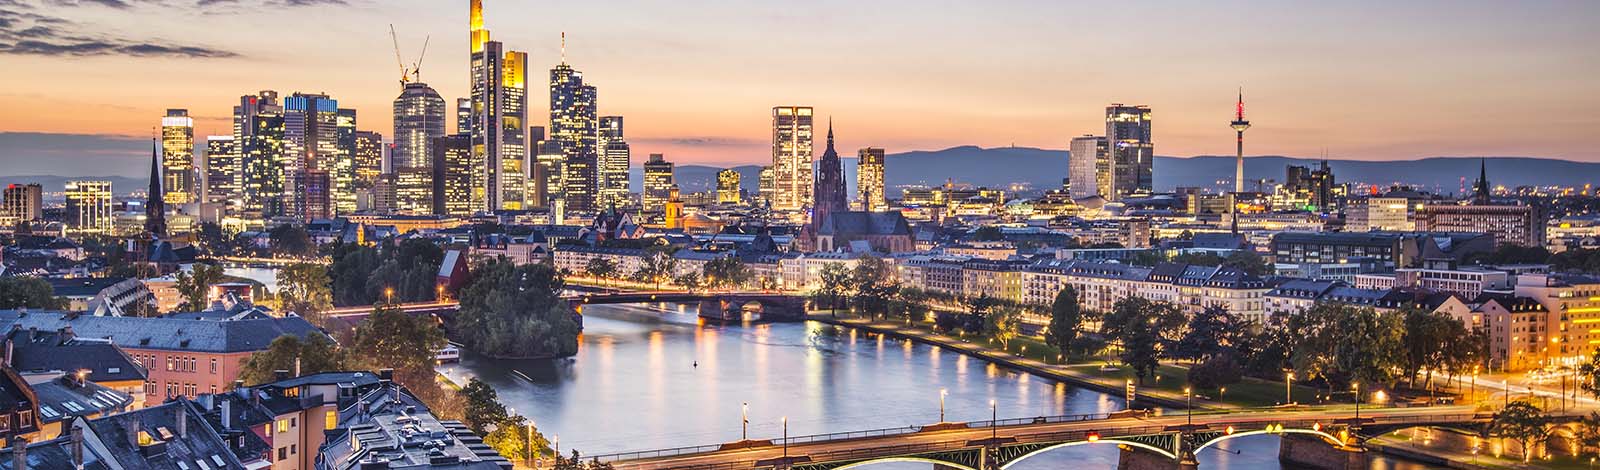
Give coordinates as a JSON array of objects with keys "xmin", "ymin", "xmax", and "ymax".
[
  {"xmin": 25, "ymin": 326, "xmax": 35, "ymax": 342},
  {"xmin": 59, "ymin": 326, "xmax": 74, "ymax": 342},
  {"xmin": 10, "ymin": 437, "xmax": 25, "ymax": 470},
  {"xmin": 220, "ymin": 400, "xmax": 232, "ymax": 430},
  {"xmin": 294, "ymin": 356, "xmax": 302, "ymax": 377},
  {"xmin": 377, "ymin": 368, "xmax": 394, "ymax": 383},
  {"xmin": 70, "ymin": 424, "xmax": 84, "ymax": 470},
  {"xmin": 176, "ymin": 404, "xmax": 187, "ymax": 438},
  {"xmin": 128, "ymin": 419, "xmax": 142, "ymax": 447},
  {"xmin": 273, "ymin": 369, "xmax": 289, "ymax": 382}
]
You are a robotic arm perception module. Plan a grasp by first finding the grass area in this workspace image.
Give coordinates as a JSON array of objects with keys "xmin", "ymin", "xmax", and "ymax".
[
  {"xmin": 1371, "ymin": 433, "xmax": 1593, "ymax": 470},
  {"xmin": 1067, "ymin": 363, "xmax": 1322, "ymax": 408}
]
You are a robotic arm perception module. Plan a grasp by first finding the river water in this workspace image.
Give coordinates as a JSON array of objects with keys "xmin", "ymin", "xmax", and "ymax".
[{"xmin": 439, "ymin": 302, "xmax": 1438, "ymax": 469}]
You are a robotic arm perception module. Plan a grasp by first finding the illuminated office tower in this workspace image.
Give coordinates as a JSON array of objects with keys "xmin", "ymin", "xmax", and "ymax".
[
  {"xmin": 332, "ymin": 108, "xmax": 358, "ymax": 215},
  {"xmin": 2, "ymin": 184, "xmax": 42, "ymax": 221},
  {"xmin": 532, "ymin": 140, "xmax": 565, "ymax": 210},
  {"xmin": 284, "ymin": 92, "xmax": 341, "ymax": 220},
  {"xmin": 758, "ymin": 166, "xmax": 775, "ymax": 206},
  {"xmin": 456, "ymin": 98, "xmax": 471, "ymax": 135},
  {"xmin": 64, "ymin": 180, "xmax": 113, "ymax": 235},
  {"xmin": 353, "ymin": 130, "xmax": 384, "ymax": 190},
  {"xmin": 550, "ymin": 38, "xmax": 599, "ymax": 213},
  {"xmin": 856, "ymin": 147, "xmax": 886, "ymax": 212},
  {"xmin": 161, "ymin": 109, "xmax": 197, "ymax": 207},
  {"xmin": 233, "ymin": 91, "xmax": 286, "ymax": 218},
  {"xmin": 770, "ymin": 106, "xmax": 814, "ymax": 211},
  {"xmin": 204, "ymin": 136, "xmax": 240, "ymax": 213},
  {"xmin": 642, "ymin": 153, "xmax": 673, "ymax": 213},
  {"xmin": 598, "ymin": 116, "xmax": 630, "ymax": 208},
  {"xmin": 393, "ymin": 82, "xmax": 447, "ymax": 214},
  {"xmin": 1105, "ymin": 104, "xmax": 1153, "ymax": 200},
  {"xmin": 716, "ymin": 169, "xmax": 742, "ymax": 204},
  {"xmin": 1068, "ymin": 135, "xmax": 1109, "ymax": 199},
  {"xmin": 432, "ymin": 134, "xmax": 474, "ymax": 216},
  {"xmin": 469, "ymin": 0, "xmax": 530, "ymax": 212}
]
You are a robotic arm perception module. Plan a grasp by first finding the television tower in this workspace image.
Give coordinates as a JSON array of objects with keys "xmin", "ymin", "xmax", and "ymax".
[{"xmin": 1230, "ymin": 89, "xmax": 1251, "ymax": 193}]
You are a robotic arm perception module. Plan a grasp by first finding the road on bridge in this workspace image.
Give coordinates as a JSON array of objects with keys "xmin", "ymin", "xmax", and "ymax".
[{"xmin": 602, "ymin": 406, "xmax": 1487, "ymax": 470}]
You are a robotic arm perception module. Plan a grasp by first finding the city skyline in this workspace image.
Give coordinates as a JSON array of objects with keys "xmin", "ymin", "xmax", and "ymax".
[{"xmin": 3, "ymin": 0, "xmax": 1598, "ymax": 178}]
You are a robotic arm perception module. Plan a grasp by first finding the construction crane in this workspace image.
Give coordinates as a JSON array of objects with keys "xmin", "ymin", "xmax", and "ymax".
[{"xmin": 388, "ymin": 25, "xmax": 430, "ymax": 87}]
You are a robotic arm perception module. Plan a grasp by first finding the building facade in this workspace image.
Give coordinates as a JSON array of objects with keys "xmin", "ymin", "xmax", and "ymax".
[
  {"xmin": 161, "ymin": 109, "xmax": 197, "ymax": 207},
  {"xmin": 1105, "ymin": 104, "xmax": 1153, "ymax": 200},
  {"xmin": 392, "ymin": 82, "xmax": 447, "ymax": 215},
  {"xmin": 432, "ymin": 134, "xmax": 475, "ymax": 217},
  {"xmin": 642, "ymin": 153, "xmax": 674, "ymax": 213},
  {"xmin": 857, "ymin": 147, "xmax": 886, "ymax": 211},
  {"xmin": 469, "ymin": 0, "xmax": 529, "ymax": 212},
  {"xmin": 551, "ymin": 60, "xmax": 599, "ymax": 213},
  {"xmin": 770, "ymin": 106, "xmax": 814, "ymax": 211},
  {"xmin": 598, "ymin": 116, "xmax": 630, "ymax": 208},
  {"xmin": 63, "ymin": 181, "xmax": 113, "ymax": 235},
  {"xmin": 1068, "ymin": 135, "xmax": 1109, "ymax": 200},
  {"xmin": 2, "ymin": 184, "xmax": 42, "ymax": 222},
  {"xmin": 717, "ymin": 168, "xmax": 742, "ymax": 204}
]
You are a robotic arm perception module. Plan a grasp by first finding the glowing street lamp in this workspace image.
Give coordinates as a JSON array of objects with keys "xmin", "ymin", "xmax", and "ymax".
[
  {"xmin": 741, "ymin": 402, "xmax": 749, "ymax": 441},
  {"xmin": 939, "ymin": 389, "xmax": 948, "ymax": 423}
]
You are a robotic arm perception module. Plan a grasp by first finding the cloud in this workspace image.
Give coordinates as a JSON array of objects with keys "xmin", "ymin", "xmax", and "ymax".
[
  {"xmin": 635, "ymin": 136, "xmax": 766, "ymax": 148},
  {"xmin": 0, "ymin": 1, "xmax": 239, "ymax": 57}
]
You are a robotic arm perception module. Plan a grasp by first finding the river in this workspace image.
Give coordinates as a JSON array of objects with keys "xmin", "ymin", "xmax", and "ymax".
[{"xmin": 439, "ymin": 302, "xmax": 1437, "ymax": 469}]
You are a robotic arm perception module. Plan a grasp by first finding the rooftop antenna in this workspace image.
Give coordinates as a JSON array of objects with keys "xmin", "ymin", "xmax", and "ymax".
[{"xmin": 560, "ymin": 31, "xmax": 567, "ymax": 64}]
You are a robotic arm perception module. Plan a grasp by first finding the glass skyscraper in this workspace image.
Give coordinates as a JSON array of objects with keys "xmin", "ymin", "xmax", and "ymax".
[
  {"xmin": 393, "ymin": 82, "xmax": 447, "ymax": 215},
  {"xmin": 161, "ymin": 109, "xmax": 196, "ymax": 207},
  {"xmin": 770, "ymin": 106, "xmax": 814, "ymax": 211},
  {"xmin": 1105, "ymin": 104, "xmax": 1153, "ymax": 200}
]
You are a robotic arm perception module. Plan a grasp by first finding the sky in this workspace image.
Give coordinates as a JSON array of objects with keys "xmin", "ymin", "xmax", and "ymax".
[{"xmin": 1, "ymin": 0, "xmax": 1598, "ymax": 178}]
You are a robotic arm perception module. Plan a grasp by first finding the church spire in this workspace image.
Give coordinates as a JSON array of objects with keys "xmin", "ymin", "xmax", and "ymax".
[
  {"xmin": 145, "ymin": 137, "xmax": 167, "ymax": 238},
  {"xmin": 1472, "ymin": 158, "xmax": 1492, "ymax": 205}
]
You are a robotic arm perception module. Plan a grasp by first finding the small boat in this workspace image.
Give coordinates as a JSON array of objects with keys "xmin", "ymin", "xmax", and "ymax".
[{"xmin": 435, "ymin": 345, "xmax": 461, "ymax": 364}]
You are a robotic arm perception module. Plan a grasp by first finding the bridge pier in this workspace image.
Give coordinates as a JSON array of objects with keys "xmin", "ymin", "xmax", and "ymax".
[
  {"xmin": 1115, "ymin": 446, "xmax": 1196, "ymax": 470},
  {"xmin": 1278, "ymin": 433, "xmax": 1366, "ymax": 470}
]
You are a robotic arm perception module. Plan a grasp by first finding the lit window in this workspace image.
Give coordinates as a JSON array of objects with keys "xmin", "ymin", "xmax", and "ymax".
[
  {"xmin": 276, "ymin": 418, "xmax": 288, "ymax": 433},
  {"xmin": 325, "ymin": 411, "xmax": 337, "ymax": 430}
]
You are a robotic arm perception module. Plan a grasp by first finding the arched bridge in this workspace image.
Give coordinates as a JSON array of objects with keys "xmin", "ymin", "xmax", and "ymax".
[{"xmin": 594, "ymin": 408, "xmax": 1502, "ymax": 470}]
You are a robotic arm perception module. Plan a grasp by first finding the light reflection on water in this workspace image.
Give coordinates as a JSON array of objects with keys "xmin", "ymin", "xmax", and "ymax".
[{"xmin": 439, "ymin": 303, "xmax": 1440, "ymax": 469}]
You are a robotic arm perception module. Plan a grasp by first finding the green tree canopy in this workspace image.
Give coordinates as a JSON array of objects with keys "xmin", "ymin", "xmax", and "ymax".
[
  {"xmin": 703, "ymin": 256, "xmax": 753, "ymax": 290},
  {"xmin": 1491, "ymin": 401, "xmax": 1551, "ymax": 462},
  {"xmin": 0, "ymin": 276, "xmax": 63, "ymax": 310},
  {"xmin": 1290, "ymin": 302, "xmax": 1404, "ymax": 389},
  {"xmin": 454, "ymin": 259, "xmax": 581, "ymax": 359},
  {"xmin": 1101, "ymin": 296, "xmax": 1185, "ymax": 385},
  {"xmin": 1045, "ymin": 286, "xmax": 1089, "ymax": 358},
  {"xmin": 175, "ymin": 263, "xmax": 227, "ymax": 312},
  {"xmin": 236, "ymin": 334, "xmax": 349, "ymax": 386}
]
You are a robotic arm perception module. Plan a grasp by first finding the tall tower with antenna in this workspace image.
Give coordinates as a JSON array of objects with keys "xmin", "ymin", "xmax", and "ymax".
[{"xmin": 1230, "ymin": 89, "xmax": 1251, "ymax": 193}]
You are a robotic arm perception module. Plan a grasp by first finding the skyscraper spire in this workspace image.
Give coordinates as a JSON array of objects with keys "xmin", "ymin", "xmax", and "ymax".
[
  {"xmin": 560, "ymin": 32, "xmax": 566, "ymax": 64},
  {"xmin": 469, "ymin": 0, "xmax": 487, "ymax": 53},
  {"xmin": 145, "ymin": 137, "xmax": 166, "ymax": 238},
  {"xmin": 826, "ymin": 116, "xmax": 834, "ymax": 147}
]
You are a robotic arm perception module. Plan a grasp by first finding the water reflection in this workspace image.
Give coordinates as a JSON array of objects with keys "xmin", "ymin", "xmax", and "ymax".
[{"xmin": 441, "ymin": 302, "xmax": 1438, "ymax": 469}]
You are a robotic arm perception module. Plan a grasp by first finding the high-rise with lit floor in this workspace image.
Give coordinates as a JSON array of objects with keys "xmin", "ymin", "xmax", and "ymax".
[
  {"xmin": 469, "ymin": 0, "xmax": 529, "ymax": 212},
  {"xmin": 642, "ymin": 153, "xmax": 674, "ymax": 213},
  {"xmin": 2, "ymin": 184, "xmax": 42, "ymax": 222},
  {"xmin": 1105, "ymin": 104, "xmax": 1153, "ymax": 200},
  {"xmin": 161, "ymin": 109, "xmax": 196, "ymax": 207},
  {"xmin": 64, "ymin": 180, "xmax": 113, "ymax": 235},
  {"xmin": 717, "ymin": 169, "xmax": 742, "ymax": 204},
  {"xmin": 233, "ymin": 90, "xmax": 286, "ymax": 219},
  {"xmin": 284, "ymin": 92, "xmax": 341, "ymax": 220},
  {"xmin": 393, "ymin": 82, "xmax": 446, "ymax": 215},
  {"xmin": 551, "ymin": 38, "xmax": 599, "ymax": 213},
  {"xmin": 598, "ymin": 116, "xmax": 630, "ymax": 208},
  {"xmin": 770, "ymin": 106, "xmax": 814, "ymax": 211},
  {"xmin": 204, "ymin": 135, "xmax": 240, "ymax": 215},
  {"xmin": 856, "ymin": 147, "xmax": 886, "ymax": 212}
]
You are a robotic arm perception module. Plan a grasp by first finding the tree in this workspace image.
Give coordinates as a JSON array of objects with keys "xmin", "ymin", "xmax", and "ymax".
[
  {"xmin": 268, "ymin": 224, "xmax": 315, "ymax": 258},
  {"xmin": 1490, "ymin": 401, "xmax": 1551, "ymax": 462},
  {"xmin": 962, "ymin": 294, "xmax": 1001, "ymax": 333},
  {"xmin": 484, "ymin": 414, "xmax": 552, "ymax": 466},
  {"xmin": 585, "ymin": 257, "xmax": 619, "ymax": 284},
  {"xmin": 849, "ymin": 256, "xmax": 897, "ymax": 319},
  {"xmin": 349, "ymin": 304, "xmax": 446, "ymax": 392},
  {"xmin": 1045, "ymin": 286, "xmax": 1087, "ymax": 358},
  {"xmin": 1172, "ymin": 305, "xmax": 1241, "ymax": 363},
  {"xmin": 175, "ymin": 263, "xmax": 227, "ymax": 311},
  {"xmin": 632, "ymin": 252, "xmax": 677, "ymax": 290},
  {"xmin": 1187, "ymin": 352, "xmax": 1244, "ymax": 390},
  {"xmin": 0, "ymin": 276, "xmax": 63, "ymax": 310},
  {"xmin": 1290, "ymin": 303, "xmax": 1404, "ymax": 389},
  {"xmin": 454, "ymin": 259, "xmax": 581, "ymax": 359},
  {"xmin": 1578, "ymin": 412, "xmax": 1600, "ymax": 461},
  {"xmin": 985, "ymin": 305, "xmax": 1022, "ymax": 350},
  {"xmin": 236, "ymin": 334, "xmax": 349, "ymax": 386},
  {"xmin": 703, "ymin": 256, "xmax": 752, "ymax": 290},
  {"xmin": 973, "ymin": 226, "xmax": 1004, "ymax": 241},
  {"xmin": 1400, "ymin": 307, "xmax": 1469, "ymax": 389},
  {"xmin": 1100, "ymin": 297, "xmax": 1185, "ymax": 385},
  {"xmin": 674, "ymin": 272, "xmax": 705, "ymax": 292},
  {"xmin": 1578, "ymin": 348, "xmax": 1600, "ymax": 399},
  {"xmin": 813, "ymin": 263, "xmax": 853, "ymax": 315},
  {"xmin": 1221, "ymin": 250, "xmax": 1270, "ymax": 277},
  {"xmin": 461, "ymin": 378, "xmax": 510, "ymax": 435}
]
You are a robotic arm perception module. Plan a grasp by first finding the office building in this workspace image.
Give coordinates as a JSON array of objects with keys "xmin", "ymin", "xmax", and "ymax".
[
  {"xmin": 598, "ymin": 116, "xmax": 631, "ymax": 208},
  {"xmin": 393, "ymin": 82, "xmax": 447, "ymax": 215},
  {"xmin": 1068, "ymin": 135, "xmax": 1109, "ymax": 199},
  {"xmin": 432, "ymin": 134, "xmax": 474, "ymax": 216},
  {"xmin": 1346, "ymin": 197, "xmax": 1410, "ymax": 232},
  {"xmin": 160, "ymin": 109, "xmax": 197, "ymax": 207},
  {"xmin": 234, "ymin": 90, "xmax": 287, "ymax": 219},
  {"xmin": 532, "ymin": 140, "xmax": 565, "ymax": 209},
  {"xmin": 770, "ymin": 106, "xmax": 814, "ymax": 211},
  {"xmin": 715, "ymin": 168, "xmax": 742, "ymax": 205},
  {"xmin": 857, "ymin": 147, "xmax": 886, "ymax": 211},
  {"xmin": 64, "ymin": 180, "xmax": 113, "ymax": 234},
  {"xmin": 203, "ymin": 136, "xmax": 240, "ymax": 214},
  {"xmin": 352, "ymin": 130, "xmax": 384, "ymax": 190},
  {"xmin": 758, "ymin": 166, "xmax": 775, "ymax": 206},
  {"xmin": 1416, "ymin": 204, "xmax": 1545, "ymax": 247},
  {"xmin": 1105, "ymin": 104, "xmax": 1153, "ymax": 200},
  {"xmin": 642, "ymin": 153, "xmax": 674, "ymax": 213},
  {"xmin": 551, "ymin": 44, "xmax": 599, "ymax": 213},
  {"xmin": 1283, "ymin": 161, "xmax": 1339, "ymax": 211},
  {"xmin": 469, "ymin": 0, "xmax": 530, "ymax": 212},
  {"xmin": 2, "ymin": 183, "xmax": 42, "ymax": 221},
  {"xmin": 283, "ymin": 92, "xmax": 341, "ymax": 220},
  {"xmin": 331, "ymin": 107, "xmax": 358, "ymax": 215}
]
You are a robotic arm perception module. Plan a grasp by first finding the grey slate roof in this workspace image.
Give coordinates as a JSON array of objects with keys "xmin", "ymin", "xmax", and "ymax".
[
  {"xmin": 81, "ymin": 399, "xmax": 250, "ymax": 470},
  {"xmin": 5, "ymin": 327, "xmax": 148, "ymax": 383},
  {"xmin": 30, "ymin": 376, "xmax": 132, "ymax": 424},
  {"xmin": 0, "ymin": 310, "xmax": 326, "ymax": 354},
  {"xmin": 816, "ymin": 211, "xmax": 912, "ymax": 237}
]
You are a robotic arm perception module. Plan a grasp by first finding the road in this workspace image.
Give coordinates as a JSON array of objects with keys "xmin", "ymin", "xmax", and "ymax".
[{"xmin": 604, "ymin": 406, "xmax": 1491, "ymax": 470}]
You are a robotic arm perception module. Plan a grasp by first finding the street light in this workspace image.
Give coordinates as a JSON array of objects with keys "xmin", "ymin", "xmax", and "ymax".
[
  {"xmin": 1285, "ymin": 371, "xmax": 1294, "ymax": 404},
  {"xmin": 1503, "ymin": 379, "xmax": 1509, "ymax": 409},
  {"xmin": 990, "ymin": 399, "xmax": 998, "ymax": 439},
  {"xmin": 939, "ymin": 389, "xmax": 948, "ymax": 423},
  {"xmin": 1184, "ymin": 387, "xmax": 1193, "ymax": 426},
  {"xmin": 1351, "ymin": 382, "xmax": 1361, "ymax": 425},
  {"xmin": 1220, "ymin": 387, "xmax": 1227, "ymax": 403},
  {"xmin": 741, "ymin": 402, "xmax": 749, "ymax": 441},
  {"xmin": 781, "ymin": 417, "xmax": 789, "ymax": 460},
  {"xmin": 385, "ymin": 286, "xmax": 394, "ymax": 304}
]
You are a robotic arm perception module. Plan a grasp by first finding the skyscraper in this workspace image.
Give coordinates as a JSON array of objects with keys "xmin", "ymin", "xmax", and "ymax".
[
  {"xmin": 1230, "ymin": 91, "xmax": 1251, "ymax": 194},
  {"xmin": 432, "ymin": 134, "xmax": 474, "ymax": 217},
  {"xmin": 811, "ymin": 120, "xmax": 847, "ymax": 229},
  {"xmin": 393, "ymin": 82, "xmax": 447, "ymax": 215},
  {"xmin": 532, "ymin": 140, "xmax": 565, "ymax": 210},
  {"xmin": 64, "ymin": 180, "xmax": 112, "ymax": 235},
  {"xmin": 234, "ymin": 90, "xmax": 286, "ymax": 219},
  {"xmin": 161, "ymin": 109, "xmax": 196, "ymax": 207},
  {"xmin": 204, "ymin": 135, "xmax": 240, "ymax": 214},
  {"xmin": 856, "ymin": 147, "xmax": 886, "ymax": 212},
  {"xmin": 598, "ymin": 116, "xmax": 630, "ymax": 208},
  {"xmin": 2, "ymin": 184, "xmax": 42, "ymax": 221},
  {"xmin": 469, "ymin": 0, "xmax": 530, "ymax": 212},
  {"xmin": 642, "ymin": 153, "xmax": 673, "ymax": 213},
  {"xmin": 456, "ymin": 98, "xmax": 471, "ymax": 135},
  {"xmin": 1105, "ymin": 104, "xmax": 1153, "ymax": 200},
  {"xmin": 1068, "ymin": 135, "xmax": 1109, "ymax": 199},
  {"xmin": 284, "ymin": 92, "xmax": 341, "ymax": 220},
  {"xmin": 716, "ymin": 169, "xmax": 742, "ymax": 204},
  {"xmin": 771, "ymin": 106, "xmax": 814, "ymax": 211},
  {"xmin": 551, "ymin": 37, "xmax": 599, "ymax": 213},
  {"xmin": 334, "ymin": 107, "xmax": 359, "ymax": 215},
  {"xmin": 353, "ymin": 130, "xmax": 384, "ymax": 191}
]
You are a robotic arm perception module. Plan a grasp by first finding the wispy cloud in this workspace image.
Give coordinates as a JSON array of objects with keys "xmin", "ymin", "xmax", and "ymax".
[
  {"xmin": 0, "ymin": 0, "xmax": 239, "ymax": 57},
  {"xmin": 635, "ymin": 136, "xmax": 765, "ymax": 148}
]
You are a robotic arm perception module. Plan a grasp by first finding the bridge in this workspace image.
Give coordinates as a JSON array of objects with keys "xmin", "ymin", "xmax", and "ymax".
[
  {"xmin": 321, "ymin": 291, "xmax": 806, "ymax": 324},
  {"xmin": 593, "ymin": 407, "xmax": 1515, "ymax": 470}
]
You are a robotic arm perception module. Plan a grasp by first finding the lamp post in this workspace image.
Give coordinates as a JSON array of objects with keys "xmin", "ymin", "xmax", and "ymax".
[
  {"xmin": 1351, "ymin": 382, "xmax": 1361, "ymax": 424},
  {"xmin": 1503, "ymin": 379, "xmax": 1509, "ymax": 409},
  {"xmin": 385, "ymin": 286, "xmax": 394, "ymax": 304},
  {"xmin": 527, "ymin": 421, "xmax": 536, "ymax": 468},
  {"xmin": 1285, "ymin": 371, "xmax": 1294, "ymax": 404},
  {"xmin": 939, "ymin": 389, "xmax": 948, "ymax": 423},
  {"xmin": 990, "ymin": 399, "xmax": 998, "ymax": 439},
  {"xmin": 781, "ymin": 417, "xmax": 788, "ymax": 460},
  {"xmin": 1220, "ymin": 387, "xmax": 1227, "ymax": 403},
  {"xmin": 742, "ymin": 402, "xmax": 749, "ymax": 441},
  {"xmin": 1184, "ymin": 387, "xmax": 1193, "ymax": 426}
]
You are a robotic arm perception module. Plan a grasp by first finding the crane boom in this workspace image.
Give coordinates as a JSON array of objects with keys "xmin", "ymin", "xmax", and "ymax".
[
  {"xmin": 412, "ymin": 35, "xmax": 430, "ymax": 84},
  {"xmin": 389, "ymin": 24, "xmax": 408, "ymax": 87}
]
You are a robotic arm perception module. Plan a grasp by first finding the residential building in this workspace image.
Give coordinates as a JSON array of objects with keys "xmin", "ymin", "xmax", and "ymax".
[
  {"xmin": 770, "ymin": 106, "xmax": 814, "ymax": 211},
  {"xmin": 2, "ymin": 184, "xmax": 42, "ymax": 222},
  {"xmin": 857, "ymin": 147, "xmax": 885, "ymax": 211},
  {"xmin": 642, "ymin": 153, "xmax": 674, "ymax": 213}
]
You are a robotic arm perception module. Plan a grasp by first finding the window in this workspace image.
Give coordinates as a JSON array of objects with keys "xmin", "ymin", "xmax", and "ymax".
[
  {"xmin": 277, "ymin": 447, "xmax": 287, "ymax": 461},
  {"xmin": 276, "ymin": 418, "xmax": 288, "ymax": 433},
  {"xmin": 290, "ymin": 444, "xmax": 296, "ymax": 455},
  {"xmin": 0, "ymin": 415, "xmax": 9, "ymax": 432},
  {"xmin": 210, "ymin": 358, "xmax": 217, "ymax": 374},
  {"xmin": 289, "ymin": 417, "xmax": 296, "ymax": 427},
  {"xmin": 325, "ymin": 411, "xmax": 337, "ymax": 430},
  {"xmin": 18, "ymin": 410, "xmax": 30, "ymax": 427}
]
